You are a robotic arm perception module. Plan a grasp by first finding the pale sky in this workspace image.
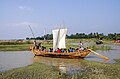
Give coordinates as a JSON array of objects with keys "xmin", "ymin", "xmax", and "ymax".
[{"xmin": 0, "ymin": 0, "xmax": 120, "ymax": 40}]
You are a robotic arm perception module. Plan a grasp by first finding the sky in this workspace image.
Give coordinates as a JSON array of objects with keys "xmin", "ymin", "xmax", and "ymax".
[{"xmin": 0, "ymin": 0, "xmax": 120, "ymax": 40}]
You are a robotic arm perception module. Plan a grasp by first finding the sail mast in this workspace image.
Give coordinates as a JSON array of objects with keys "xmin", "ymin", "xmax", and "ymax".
[
  {"xmin": 28, "ymin": 24, "xmax": 35, "ymax": 39},
  {"xmin": 44, "ymin": 29, "xmax": 46, "ymax": 41}
]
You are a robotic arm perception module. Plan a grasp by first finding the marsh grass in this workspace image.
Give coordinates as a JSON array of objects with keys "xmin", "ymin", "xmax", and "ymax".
[
  {"xmin": 0, "ymin": 44, "xmax": 31, "ymax": 51},
  {"xmin": 69, "ymin": 59, "xmax": 120, "ymax": 79},
  {"xmin": 0, "ymin": 63, "xmax": 71, "ymax": 79},
  {"xmin": 79, "ymin": 60, "xmax": 120, "ymax": 79},
  {"xmin": 88, "ymin": 45, "xmax": 111, "ymax": 51},
  {"xmin": 114, "ymin": 59, "xmax": 120, "ymax": 64}
]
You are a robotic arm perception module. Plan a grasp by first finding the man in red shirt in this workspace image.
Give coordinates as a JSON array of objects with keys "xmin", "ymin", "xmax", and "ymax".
[{"xmin": 57, "ymin": 48, "xmax": 61, "ymax": 53}]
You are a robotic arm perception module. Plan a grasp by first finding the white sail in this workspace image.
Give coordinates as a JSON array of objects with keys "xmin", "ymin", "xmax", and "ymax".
[
  {"xmin": 52, "ymin": 29, "xmax": 60, "ymax": 51},
  {"xmin": 58, "ymin": 28, "xmax": 67, "ymax": 48},
  {"xmin": 52, "ymin": 28, "xmax": 67, "ymax": 51}
]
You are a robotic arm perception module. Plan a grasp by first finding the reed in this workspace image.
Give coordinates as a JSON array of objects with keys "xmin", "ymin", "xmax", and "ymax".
[{"xmin": 88, "ymin": 45, "xmax": 111, "ymax": 51}]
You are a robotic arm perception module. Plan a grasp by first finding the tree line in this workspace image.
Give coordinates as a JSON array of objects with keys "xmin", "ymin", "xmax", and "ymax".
[{"xmin": 26, "ymin": 33, "xmax": 120, "ymax": 40}]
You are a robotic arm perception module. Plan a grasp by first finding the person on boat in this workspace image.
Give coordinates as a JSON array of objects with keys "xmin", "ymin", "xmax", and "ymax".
[
  {"xmin": 64, "ymin": 49, "xmax": 67, "ymax": 53},
  {"xmin": 33, "ymin": 40, "xmax": 37, "ymax": 49},
  {"xmin": 61, "ymin": 49, "xmax": 64, "ymax": 53},
  {"xmin": 69, "ymin": 47, "xmax": 71, "ymax": 52},
  {"xmin": 75, "ymin": 48, "xmax": 79, "ymax": 52},
  {"xmin": 78, "ymin": 47, "xmax": 86, "ymax": 52},
  {"xmin": 57, "ymin": 48, "xmax": 61, "ymax": 53},
  {"xmin": 79, "ymin": 41, "xmax": 83, "ymax": 48},
  {"xmin": 49, "ymin": 48, "xmax": 53, "ymax": 52},
  {"xmin": 33, "ymin": 40, "xmax": 36, "ymax": 46},
  {"xmin": 69, "ymin": 47, "xmax": 74, "ymax": 52},
  {"xmin": 68, "ymin": 49, "xmax": 70, "ymax": 52},
  {"xmin": 37, "ymin": 42, "xmax": 41, "ymax": 49},
  {"xmin": 38, "ymin": 42, "xmax": 41, "ymax": 47},
  {"xmin": 41, "ymin": 46, "xmax": 45, "ymax": 51},
  {"xmin": 72, "ymin": 48, "xmax": 75, "ymax": 52}
]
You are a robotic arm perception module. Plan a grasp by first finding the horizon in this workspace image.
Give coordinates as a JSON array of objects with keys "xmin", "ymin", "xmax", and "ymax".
[{"xmin": 0, "ymin": 0, "xmax": 120, "ymax": 40}]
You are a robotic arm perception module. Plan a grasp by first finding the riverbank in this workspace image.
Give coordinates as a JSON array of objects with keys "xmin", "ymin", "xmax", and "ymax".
[{"xmin": 0, "ymin": 59, "xmax": 120, "ymax": 79}]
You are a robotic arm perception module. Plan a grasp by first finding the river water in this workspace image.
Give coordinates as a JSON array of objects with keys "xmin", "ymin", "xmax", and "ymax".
[
  {"xmin": 0, "ymin": 51, "xmax": 33, "ymax": 72},
  {"xmin": 0, "ymin": 44, "xmax": 120, "ymax": 73}
]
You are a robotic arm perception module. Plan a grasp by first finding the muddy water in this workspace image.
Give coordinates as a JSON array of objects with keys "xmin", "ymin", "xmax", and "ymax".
[
  {"xmin": 0, "ymin": 51, "xmax": 86, "ymax": 74},
  {"xmin": 0, "ymin": 51, "xmax": 34, "ymax": 72}
]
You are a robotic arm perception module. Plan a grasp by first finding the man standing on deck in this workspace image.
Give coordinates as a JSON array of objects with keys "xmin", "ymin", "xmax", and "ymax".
[
  {"xmin": 34, "ymin": 40, "xmax": 36, "ymax": 45},
  {"xmin": 79, "ymin": 41, "xmax": 83, "ymax": 47}
]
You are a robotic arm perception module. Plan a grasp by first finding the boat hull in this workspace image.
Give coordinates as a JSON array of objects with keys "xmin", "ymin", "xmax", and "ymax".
[{"xmin": 30, "ymin": 47, "xmax": 90, "ymax": 59}]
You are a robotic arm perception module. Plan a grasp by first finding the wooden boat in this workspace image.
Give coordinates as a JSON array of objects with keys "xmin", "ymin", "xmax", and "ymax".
[
  {"xmin": 30, "ymin": 47, "xmax": 90, "ymax": 59},
  {"xmin": 30, "ymin": 28, "xmax": 91, "ymax": 59}
]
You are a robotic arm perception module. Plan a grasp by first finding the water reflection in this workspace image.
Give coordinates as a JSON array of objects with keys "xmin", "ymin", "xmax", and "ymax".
[{"xmin": 33, "ymin": 56, "xmax": 85, "ymax": 75}]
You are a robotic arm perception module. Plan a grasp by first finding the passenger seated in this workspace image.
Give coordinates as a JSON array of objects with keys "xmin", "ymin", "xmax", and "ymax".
[
  {"xmin": 72, "ymin": 48, "xmax": 75, "ymax": 52},
  {"xmin": 37, "ymin": 46, "xmax": 39, "ymax": 49},
  {"xmin": 70, "ymin": 49, "xmax": 73, "ymax": 52},
  {"xmin": 49, "ymin": 48, "xmax": 53, "ymax": 52},
  {"xmin": 75, "ymin": 48, "xmax": 79, "ymax": 52},
  {"xmin": 57, "ymin": 48, "xmax": 61, "ymax": 53},
  {"xmin": 68, "ymin": 49, "xmax": 70, "ymax": 52},
  {"xmin": 41, "ymin": 46, "xmax": 46, "ymax": 52},
  {"xmin": 61, "ymin": 49, "xmax": 64, "ymax": 53},
  {"xmin": 81, "ymin": 47, "xmax": 84, "ymax": 50},
  {"xmin": 64, "ymin": 49, "xmax": 67, "ymax": 53},
  {"xmin": 69, "ymin": 47, "xmax": 74, "ymax": 52},
  {"xmin": 78, "ymin": 47, "xmax": 86, "ymax": 51}
]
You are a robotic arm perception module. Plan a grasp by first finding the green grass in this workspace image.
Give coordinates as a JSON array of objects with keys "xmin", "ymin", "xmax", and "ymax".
[{"xmin": 0, "ymin": 44, "xmax": 31, "ymax": 51}]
